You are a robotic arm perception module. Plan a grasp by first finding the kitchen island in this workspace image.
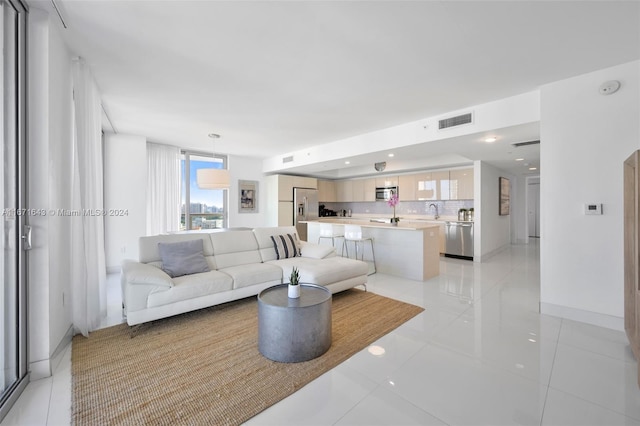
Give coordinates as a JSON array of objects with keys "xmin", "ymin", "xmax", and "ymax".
[{"xmin": 304, "ymin": 219, "xmax": 440, "ymax": 281}]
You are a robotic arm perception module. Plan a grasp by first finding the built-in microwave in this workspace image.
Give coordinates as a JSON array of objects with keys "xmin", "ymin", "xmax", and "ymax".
[{"xmin": 375, "ymin": 186, "xmax": 398, "ymax": 201}]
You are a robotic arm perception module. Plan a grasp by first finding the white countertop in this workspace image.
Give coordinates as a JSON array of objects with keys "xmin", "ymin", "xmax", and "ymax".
[{"xmin": 302, "ymin": 219, "xmax": 440, "ymax": 231}]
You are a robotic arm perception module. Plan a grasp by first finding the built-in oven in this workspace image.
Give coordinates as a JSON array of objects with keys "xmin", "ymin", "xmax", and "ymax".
[{"xmin": 375, "ymin": 186, "xmax": 398, "ymax": 201}]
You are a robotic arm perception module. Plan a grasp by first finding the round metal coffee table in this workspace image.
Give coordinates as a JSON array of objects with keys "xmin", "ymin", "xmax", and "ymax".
[{"xmin": 258, "ymin": 283, "xmax": 332, "ymax": 363}]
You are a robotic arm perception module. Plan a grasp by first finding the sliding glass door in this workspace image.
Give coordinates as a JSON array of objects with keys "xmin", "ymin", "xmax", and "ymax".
[{"xmin": 0, "ymin": 0, "xmax": 28, "ymax": 421}]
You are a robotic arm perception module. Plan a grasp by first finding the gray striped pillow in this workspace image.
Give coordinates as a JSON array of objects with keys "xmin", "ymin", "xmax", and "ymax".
[{"xmin": 270, "ymin": 234, "xmax": 301, "ymax": 260}]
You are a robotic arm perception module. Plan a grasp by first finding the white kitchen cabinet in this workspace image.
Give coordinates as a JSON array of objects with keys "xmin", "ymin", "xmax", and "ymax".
[
  {"xmin": 278, "ymin": 201, "xmax": 294, "ymax": 226},
  {"xmin": 352, "ymin": 179, "xmax": 365, "ymax": 202},
  {"xmin": 363, "ymin": 178, "xmax": 376, "ymax": 201},
  {"xmin": 449, "ymin": 168, "xmax": 474, "ymax": 200},
  {"xmin": 398, "ymin": 174, "xmax": 416, "ymax": 200},
  {"xmin": 375, "ymin": 176, "xmax": 398, "ymax": 187},
  {"xmin": 432, "ymin": 171, "xmax": 450, "ymax": 201},
  {"xmin": 415, "ymin": 172, "xmax": 437, "ymax": 201},
  {"xmin": 318, "ymin": 179, "xmax": 337, "ymax": 202},
  {"xmin": 277, "ymin": 175, "xmax": 294, "ymax": 201},
  {"xmin": 294, "ymin": 176, "xmax": 317, "ymax": 189},
  {"xmin": 336, "ymin": 180, "xmax": 353, "ymax": 202}
]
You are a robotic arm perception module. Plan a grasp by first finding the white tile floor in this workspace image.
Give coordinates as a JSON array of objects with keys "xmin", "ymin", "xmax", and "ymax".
[{"xmin": 3, "ymin": 239, "xmax": 640, "ymax": 425}]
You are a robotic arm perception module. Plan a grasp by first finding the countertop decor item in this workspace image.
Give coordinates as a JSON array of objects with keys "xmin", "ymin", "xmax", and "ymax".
[
  {"xmin": 288, "ymin": 266, "xmax": 300, "ymax": 298},
  {"xmin": 387, "ymin": 190, "xmax": 400, "ymax": 226}
]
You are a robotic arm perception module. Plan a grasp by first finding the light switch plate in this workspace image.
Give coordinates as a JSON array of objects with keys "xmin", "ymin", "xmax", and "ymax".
[{"xmin": 584, "ymin": 203, "xmax": 603, "ymax": 215}]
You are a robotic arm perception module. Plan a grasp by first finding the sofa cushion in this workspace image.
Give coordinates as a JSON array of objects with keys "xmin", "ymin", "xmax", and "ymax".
[
  {"xmin": 157, "ymin": 239, "xmax": 210, "ymax": 278},
  {"xmin": 270, "ymin": 233, "xmax": 301, "ymax": 259},
  {"xmin": 219, "ymin": 263, "xmax": 283, "ymax": 289},
  {"xmin": 139, "ymin": 234, "xmax": 215, "ymax": 264},
  {"xmin": 210, "ymin": 230, "xmax": 263, "ymax": 269},
  {"xmin": 300, "ymin": 243, "xmax": 335, "ymax": 259},
  {"xmin": 147, "ymin": 270, "xmax": 234, "ymax": 308},
  {"xmin": 253, "ymin": 226, "xmax": 299, "ymax": 262},
  {"xmin": 268, "ymin": 256, "xmax": 368, "ymax": 286}
]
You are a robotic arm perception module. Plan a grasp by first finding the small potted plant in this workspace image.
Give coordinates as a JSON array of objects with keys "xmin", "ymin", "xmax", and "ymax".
[
  {"xmin": 288, "ymin": 266, "xmax": 300, "ymax": 298},
  {"xmin": 388, "ymin": 190, "xmax": 400, "ymax": 226}
]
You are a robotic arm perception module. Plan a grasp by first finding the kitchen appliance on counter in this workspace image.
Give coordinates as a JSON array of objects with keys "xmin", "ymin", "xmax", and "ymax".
[
  {"xmin": 445, "ymin": 221, "xmax": 474, "ymax": 260},
  {"xmin": 319, "ymin": 204, "xmax": 337, "ymax": 217},
  {"xmin": 375, "ymin": 186, "xmax": 398, "ymax": 201},
  {"xmin": 294, "ymin": 187, "xmax": 319, "ymax": 241}
]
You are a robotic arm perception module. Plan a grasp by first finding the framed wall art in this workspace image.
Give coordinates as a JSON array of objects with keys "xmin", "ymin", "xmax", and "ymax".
[
  {"xmin": 499, "ymin": 176, "xmax": 510, "ymax": 216},
  {"xmin": 239, "ymin": 180, "xmax": 258, "ymax": 213}
]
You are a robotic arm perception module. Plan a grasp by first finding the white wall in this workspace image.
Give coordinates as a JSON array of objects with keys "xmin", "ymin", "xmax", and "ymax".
[
  {"xmin": 104, "ymin": 133, "xmax": 147, "ymax": 270},
  {"xmin": 540, "ymin": 60, "xmax": 640, "ymax": 330},
  {"xmin": 228, "ymin": 155, "xmax": 267, "ymax": 228},
  {"xmin": 27, "ymin": 8, "xmax": 74, "ymax": 379},
  {"xmin": 476, "ymin": 161, "xmax": 513, "ymax": 261}
]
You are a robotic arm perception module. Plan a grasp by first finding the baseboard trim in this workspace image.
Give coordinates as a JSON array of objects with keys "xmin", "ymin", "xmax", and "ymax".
[
  {"xmin": 540, "ymin": 302, "xmax": 624, "ymax": 331},
  {"xmin": 29, "ymin": 359, "xmax": 50, "ymax": 381},
  {"xmin": 29, "ymin": 325, "xmax": 74, "ymax": 380}
]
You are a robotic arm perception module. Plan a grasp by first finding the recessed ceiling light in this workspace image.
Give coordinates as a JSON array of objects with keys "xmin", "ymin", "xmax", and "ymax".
[
  {"xmin": 529, "ymin": 167, "xmax": 537, "ymax": 171},
  {"xmin": 515, "ymin": 158, "xmax": 524, "ymax": 161},
  {"xmin": 345, "ymin": 161, "xmax": 350, "ymax": 165},
  {"xmin": 208, "ymin": 133, "xmax": 221, "ymax": 139},
  {"xmin": 484, "ymin": 136, "xmax": 497, "ymax": 143},
  {"xmin": 388, "ymin": 153, "xmax": 394, "ymax": 157}
]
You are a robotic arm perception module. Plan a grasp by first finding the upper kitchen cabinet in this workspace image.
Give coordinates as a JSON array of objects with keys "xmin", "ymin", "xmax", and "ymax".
[
  {"xmin": 336, "ymin": 180, "xmax": 353, "ymax": 202},
  {"xmin": 351, "ymin": 178, "xmax": 376, "ymax": 202},
  {"xmin": 415, "ymin": 172, "xmax": 437, "ymax": 201},
  {"xmin": 375, "ymin": 176, "xmax": 398, "ymax": 187},
  {"xmin": 318, "ymin": 179, "xmax": 337, "ymax": 202},
  {"xmin": 432, "ymin": 170, "xmax": 451, "ymax": 201},
  {"xmin": 363, "ymin": 178, "xmax": 376, "ymax": 201},
  {"xmin": 293, "ymin": 176, "xmax": 317, "ymax": 189},
  {"xmin": 449, "ymin": 168, "xmax": 474, "ymax": 200},
  {"xmin": 352, "ymin": 179, "xmax": 364, "ymax": 202},
  {"xmin": 276, "ymin": 175, "xmax": 295, "ymax": 201},
  {"xmin": 398, "ymin": 174, "xmax": 416, "ymax": 200}
]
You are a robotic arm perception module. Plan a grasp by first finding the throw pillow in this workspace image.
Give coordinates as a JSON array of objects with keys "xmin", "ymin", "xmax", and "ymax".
[
  {"xmin": 270, "ymin": 234, "xmax": 301, "ymax": 260},
  {"xmin": 157, "ymin": 239, "xmax": 210, "ymax": 278}
]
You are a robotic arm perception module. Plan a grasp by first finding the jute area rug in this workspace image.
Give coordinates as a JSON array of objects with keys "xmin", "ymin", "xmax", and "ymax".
[{"xmin": 72, "ymin": 288, "xmax": 424, "ymax": 425}]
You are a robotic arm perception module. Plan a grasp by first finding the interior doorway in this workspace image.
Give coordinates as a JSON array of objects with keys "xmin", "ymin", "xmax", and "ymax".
[{"xmin": 527, "ymin": 177, "xmax": 540, "ymax": 238}]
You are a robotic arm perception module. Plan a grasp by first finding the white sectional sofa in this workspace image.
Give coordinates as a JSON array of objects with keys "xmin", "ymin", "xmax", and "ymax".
[{"xmin": 121, "ymin": 226, "xmax": 368, "ymax": 326}]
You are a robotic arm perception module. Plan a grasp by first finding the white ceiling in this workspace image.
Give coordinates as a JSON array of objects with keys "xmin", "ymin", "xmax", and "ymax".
[{"xmin": 33, "ymin": 1, "xmax": 639, "ymax": 177}]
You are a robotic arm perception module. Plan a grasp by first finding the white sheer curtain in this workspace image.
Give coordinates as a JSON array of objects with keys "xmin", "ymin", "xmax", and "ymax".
[
  {"xmin": 71, "ymin": 58, "xmax": 107, "ymax": 336},
  {"xmin": 147, "ymin": 143, "xmax": 181, "ymax": 235}
]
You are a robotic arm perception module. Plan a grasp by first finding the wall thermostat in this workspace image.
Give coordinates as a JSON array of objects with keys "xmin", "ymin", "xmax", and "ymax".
[{"xmin": 584, "ymin": 203, "xmax": 603, "ymax": 215}]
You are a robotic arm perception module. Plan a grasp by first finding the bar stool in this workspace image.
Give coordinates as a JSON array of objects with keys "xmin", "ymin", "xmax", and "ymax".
[
  {"xmin": 317, "ymin": 223, "xmax": 344, "ymax": 251},
  {"xmin": 342, "ymin": 224, "xmax": 376, "ymax": 274}
]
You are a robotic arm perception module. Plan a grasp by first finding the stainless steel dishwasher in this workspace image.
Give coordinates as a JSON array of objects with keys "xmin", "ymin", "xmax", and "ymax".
[{"xmin": 445, "ymin": 221, "xmax": 474, "ymax": 260}]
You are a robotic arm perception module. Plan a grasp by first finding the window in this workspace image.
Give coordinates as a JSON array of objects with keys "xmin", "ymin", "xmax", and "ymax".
[
  {"xmin": 181, "ymin": 152, "xmax": 228, "ymax": 230},
  {"xmin": 0, "ymin": 0, "xmax": 28, "ymax": 421}
]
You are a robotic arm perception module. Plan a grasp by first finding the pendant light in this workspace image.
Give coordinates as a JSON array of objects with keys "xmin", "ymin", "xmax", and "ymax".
[{"xmin": 196, "ymin": 133, "xmax": 230, "ymax": 189}]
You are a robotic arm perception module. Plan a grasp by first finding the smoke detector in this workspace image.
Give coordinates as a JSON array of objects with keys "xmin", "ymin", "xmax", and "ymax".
[
  {"xmin": 599, "ymin": 80, "xmax": 620, "ymax": 95},
  {"xmin": 374, "ymin": 162, "xmax": 386, "ymax": 172}
]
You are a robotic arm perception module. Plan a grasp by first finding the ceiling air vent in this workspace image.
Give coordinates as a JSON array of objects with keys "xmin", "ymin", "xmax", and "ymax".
[
  {"xmin": 512, "ymin": 140, "xmax": 540, "ymax": 148},
  {"xmin": 282, "ymin": 155, "xmax": 294, "ymax": 164},
  {"xmin": 438, "ymin": 112, "xmax": 473, "ymax": 130}
]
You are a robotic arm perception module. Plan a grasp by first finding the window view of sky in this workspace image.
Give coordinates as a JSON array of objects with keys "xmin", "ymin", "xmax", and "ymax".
[{"xmin": 181, "ymin": 159, "xmax": 225, "ymax": 208}]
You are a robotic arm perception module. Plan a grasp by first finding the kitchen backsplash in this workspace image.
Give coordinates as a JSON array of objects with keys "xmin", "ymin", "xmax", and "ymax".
[{"xmin": 322, "ymin": 200, "xmax": 474, "ymax": 218}]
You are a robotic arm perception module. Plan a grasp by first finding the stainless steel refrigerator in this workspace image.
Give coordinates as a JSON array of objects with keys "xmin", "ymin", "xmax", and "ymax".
[{"xmin": 293, "ymin": 187, "xmax": 319, "ymax": 241}]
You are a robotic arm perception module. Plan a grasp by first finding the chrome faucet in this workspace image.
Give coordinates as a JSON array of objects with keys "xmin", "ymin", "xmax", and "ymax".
[{"xmin": 429, "ymin": 203, "xmax": 439, "ymax": 219}]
